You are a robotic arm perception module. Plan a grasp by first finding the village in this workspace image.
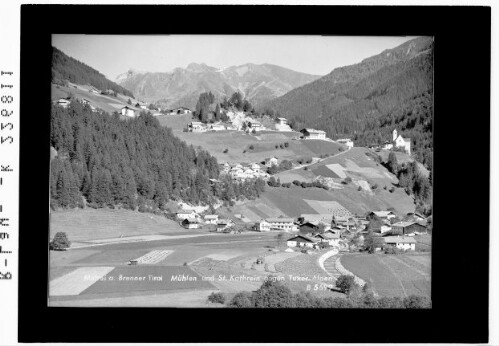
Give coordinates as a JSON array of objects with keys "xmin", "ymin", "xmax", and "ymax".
[{"xmin": 174, "ymin": 204, "xmax": 428, "ymax": 254}]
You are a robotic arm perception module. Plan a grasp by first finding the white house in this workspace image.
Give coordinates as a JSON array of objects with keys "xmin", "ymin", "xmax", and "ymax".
[
  {"xmin": 189, "ymin": 122, "xmax": 207, "ymax": 133},
  {"xmin": 381, "ymin": 141, "xmax": 393, "ymax": 150},
  {"xmin": 176, "ymin": 210, "xmax": 197, "ymax": 220},
  {"xmin": 81, "ymin": 98, "xmax": 90, "ymax": 105},
  {"xmin": 255, "ymin": 220, "xmax": 271, "ymax": 232},
  {"xmin": 263, "ymin": 157, "xmax": 279, "ymax": 167},
  {"xmin": 204, "ymin": 215, "xmax": 219, "ymax": 224},
  {"xmin": 392, "ymin": 129, "xmax": 411, "ymax": 155},
  {"xmin": 300, "ymin": 128, "xmax": 326, "ymax": 140},
  {"xmin": 286, "ymin": 235, "xmax": 319, "ymax": 248},
  {"xmin": 336, "ymin": 138, "xmax": 354, "ymax": 148},
  {"xmin": 383, "ymin": 236, "xmax": 416, "ymax": 251},
  {"xmin": 121, "ymin": 106, "xmax": 136, "ymax": 117},
  {"xmin": 56, "ymin": 98, "xmax": 71, "ymax": 108},
  {"xmin": 265, "ymin": 217, "xmax": 296, "ymax": 232},
  {"xmin": 315, "ymin": 232, "xmax": 341, "ymax": 246},
  {"xmin": 89, "ymin": 88, "xmax": 100, "ymax": 94}
]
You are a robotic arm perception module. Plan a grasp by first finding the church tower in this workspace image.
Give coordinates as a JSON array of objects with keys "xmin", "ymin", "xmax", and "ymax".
[{"xmin": 392, "ymin": 129, "xmax": 398, "ymax": 142}]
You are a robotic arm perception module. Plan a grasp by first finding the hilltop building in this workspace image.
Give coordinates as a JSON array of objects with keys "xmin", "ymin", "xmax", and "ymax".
[
  {"xmin": 56, "ymin": 98, "xmax": 71, "ymax": 108},
  {"xmin": 336, "ymin": 138, "xmax": 354, "ymax": 148},
  {"xmin": 392, "ymin": 129, "xmax": 411, "ymax": 155},
  {"xmin": 300, "ymin": 128, "xmax": 326, "ymax": 140},
  {"xmin": 121, "ymin": 106, "xmax": 136, "ymax": 117}
]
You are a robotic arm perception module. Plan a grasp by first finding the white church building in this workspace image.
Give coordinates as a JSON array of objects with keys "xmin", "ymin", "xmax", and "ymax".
[{"xmin": 392, "ymin": 129, "xmax": 411, "ymax": 155}]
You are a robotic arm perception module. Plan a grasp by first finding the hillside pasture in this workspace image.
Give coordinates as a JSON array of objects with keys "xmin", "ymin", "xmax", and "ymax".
[
  {"xmin": 51, "ymin": 84, "xmax": 127, "ymax": 114},
  {"xmin": 50, "ymin": 209, "xmax": 187, "ymax": 242},
  {"xmin": 156, "ymin": 114, "xmax": 193, "ymax": 131},
  {"xmin": 340, "ymin": 253, "xmax": 431, "ymax": 298}
]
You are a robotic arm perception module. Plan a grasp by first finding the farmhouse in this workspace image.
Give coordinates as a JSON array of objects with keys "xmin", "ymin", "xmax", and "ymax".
[
  {"xmin": 188, "ymin": 122, "xmax": 207, "ymax": 133},
  {"xmin": 255, "ymin": 220, "xmax": 271, "ymax": 232},
  {"xmin": 56, "ymin": 98, "xmax": 71, "ymax": 108},
  {"xmin": 368, "ymin": 211, "xmax": 396, "ymax": 220},
  {"xmin": 391, "ymin": 221, "xmax": 426, "ymax": 235},
  {"xmin": 248, "ymin": 121, "xmax": 264, "ymax": 132},
  {"xmin": 300, "ymin": 128, "xmax": 326, "ymax": 140},
  {"xmin": 405, "ymin": 212, "xmax": 426, "ymax": 223},
  {"xmin": 181, "ymin": 218, "xmax": 199, "ymax": 229},
  {"xmin": 204, "ymin": 215, "xmax": 219, "ymax": 224},
  {"xmin": 121, "ymin": 106, "xmax": 136, "ymax": 117},
  {"xmin": 315, "ymin": 232, "xmax": 341, "ymax": 246},
  {"xmin": 81, "ymin": 98, "xmax": 90, "ymax": 105},
  {"xmin": 286, "ymin": 235, "xmax": 319, "ymax": 248},
  {"xmin": 392, "ymin": 129, "xmax": 411, "ymax": 155},
  {"xmin": 263, "ymin": 157, "xmax": 279, "ymax": 167},
  {"xmin": 381, "ymin": 141, "xmax": 393, "ymax": 150},
  {"xmin": 88, "ymin": 87, "xmax": 100, "ymax": 94},
  {"xmin": 298, "ymin": 221, "xmax": 319, "ymax": 234},
  {"xmin": 176, "ymin": 210, "xmax": 197, "ymax": 220},
  {"xmin": 336, "ymin": 138, "xmax": 354, "ymax": 148},
  {"xmin": 209, "ymin": 123, "xmax": 226, "ymax": 131},
  {"xmin": 383, "ymin": 236, "xmax": 416, "ymax": 251}
]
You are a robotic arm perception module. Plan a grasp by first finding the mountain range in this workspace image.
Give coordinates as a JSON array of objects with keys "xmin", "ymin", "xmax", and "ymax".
[{"xmin": 115, "ymin": 63, "xmax": 321, "ymax": 109}]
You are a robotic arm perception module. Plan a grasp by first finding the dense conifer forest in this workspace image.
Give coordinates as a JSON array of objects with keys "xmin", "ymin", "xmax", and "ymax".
[
  {"xmin": 50, "ymin": 101, "xmax": 265, "ymax": 211},
  {"xmin": 52, "ymin": 47, "xmax": 135, "ymax": 98}
]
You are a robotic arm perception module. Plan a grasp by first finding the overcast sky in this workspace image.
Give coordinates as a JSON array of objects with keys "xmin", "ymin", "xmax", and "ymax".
[{"xmin": 52, "ymin": 35, "xmax": 417, "ymax": 80}]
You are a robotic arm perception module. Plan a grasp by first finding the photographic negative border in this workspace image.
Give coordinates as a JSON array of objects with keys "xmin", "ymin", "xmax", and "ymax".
[{"xmin": 19, "ymin": 4, "xmax": 490, "ymax": 343}]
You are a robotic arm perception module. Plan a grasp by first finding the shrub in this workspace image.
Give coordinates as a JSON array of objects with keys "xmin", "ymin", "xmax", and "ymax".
[
  {"xmin": 384, "ymin": 185, "xmax": 387, "ymax": 190},
  {"xmin": 275, "ymin": 145, "xmax": 279, "ymax": 149},
  {"xmin": 371, "ymin": 183, "xmax": 378, "ymax": 190},
  {"xmin": 357, "ymin": 186, "xmax": 362, "ymax": 191},
  {"xmin": 249, "ymin": 145, "xmax": 254, "ymax": 150},
  {"xmin": 335, "ymin": 275, "xmax": 357, "ymax": 294},
  {"xmin": 223, "ymin": 148, "xmax": 229, "ymax": 153},
  {"xmin": 284, "ymin": 142, "xmax": 289, "ymax": 148},
  {"xmin": 279, "ymin": 144, "xmax": 284, "ymax": 149},
  {"xmin": 49, "ymin": 232, "xmax": 71, "ymax": 251},
  {"xmin": 208, "ymin": 292, "xmax": 226, "ymax": 304},
  {"xmin": 303, "ymin": 167, "xmax": 308, "ymax": 171},
  {"xmin": 228, "ymin": 292, "xmax": 254, "ymax": 307},
  {"xmin": 384, "ymin": 246, "xmax": 399, "ymax": 254},
  {"xmin": 342, "ymin": 177, "xmax": 352, "ymax": 184},
  {"xmin": 292, "ymin": 180, "xmax": 301, "ymax": 186}
]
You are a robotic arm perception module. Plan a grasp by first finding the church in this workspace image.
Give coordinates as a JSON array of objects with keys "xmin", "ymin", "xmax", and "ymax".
[{"xmin": 392, "ymin": 129, "xmax": 411, "ymax": 155}]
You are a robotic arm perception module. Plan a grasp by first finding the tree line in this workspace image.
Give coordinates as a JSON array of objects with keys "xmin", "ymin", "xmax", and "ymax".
[
  {"xmin": 52, "ymin": 47, "xmax": 134, "ymax": 98},
  {"xmin": 50, "ymin": 101, "xmax": 265, "ymax": 212}
]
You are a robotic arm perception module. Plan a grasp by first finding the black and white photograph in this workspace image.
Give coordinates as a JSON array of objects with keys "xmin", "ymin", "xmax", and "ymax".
[{"xmin": 48, "ymin": 34, "xmax": 434, "ymax": 308}]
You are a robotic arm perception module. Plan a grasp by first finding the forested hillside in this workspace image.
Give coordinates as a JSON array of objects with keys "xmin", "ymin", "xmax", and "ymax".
[
  {"xmin": 49, "ymin": 102, "xmax": 265, "ymax": 211},
  {"xmin": 263, "ymin": 37, "xmax": 434, "ymax": 168},
  {"xmin": 52, "ymin": 47, "xmax": 135, "ymax": 98}
]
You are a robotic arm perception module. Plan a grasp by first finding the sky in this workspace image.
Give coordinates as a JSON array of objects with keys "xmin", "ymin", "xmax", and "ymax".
[{"xmin": 52, "ymin": 35, "xmax": 417, "ymax": 80}]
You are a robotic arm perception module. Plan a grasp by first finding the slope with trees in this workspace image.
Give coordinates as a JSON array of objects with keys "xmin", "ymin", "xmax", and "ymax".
[{"xmin": 52, "ymin": 47, "xmax": 135, "ymax": 98}]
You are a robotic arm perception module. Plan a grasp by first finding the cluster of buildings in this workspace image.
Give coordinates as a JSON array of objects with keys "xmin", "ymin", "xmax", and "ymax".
[
  {"xmin": 252, "ymin": 209, "xmax": 428, "ymax": 252},
  {"xmin": 375, "ymin": 129, "xmax": 411, "ymax": 155},
  {"xmin": 54, "ymin": 97, "xmax": 98, "ymax": 112},
  {"xmin": 220, "ymin": 162, "xmax": 270, "ymax": 181},
  {"xmin": 176, "ymin": 210, "xmax": 234, "ymax": 232}
]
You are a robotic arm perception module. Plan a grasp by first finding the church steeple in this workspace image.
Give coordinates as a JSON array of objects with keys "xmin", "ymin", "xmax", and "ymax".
[{"xmin": 392, "ymin": 129, "xmax": 398, "ymax": 142}]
